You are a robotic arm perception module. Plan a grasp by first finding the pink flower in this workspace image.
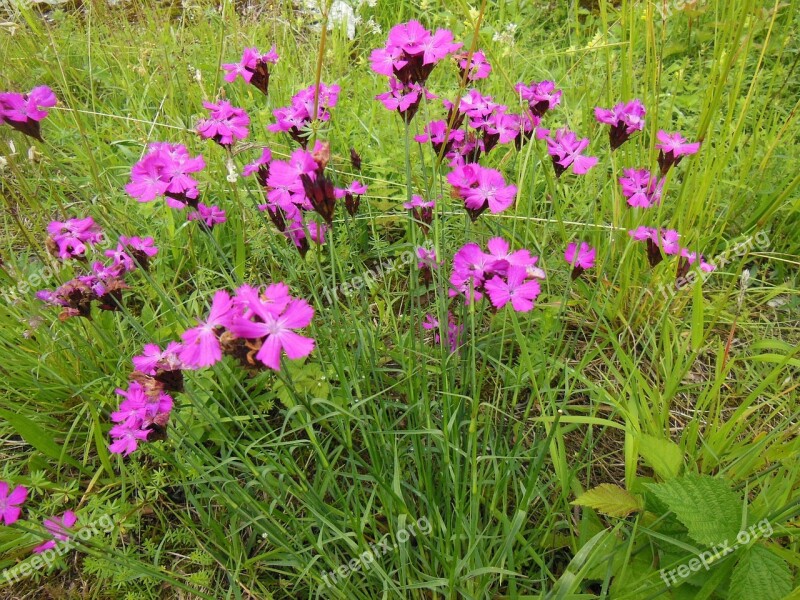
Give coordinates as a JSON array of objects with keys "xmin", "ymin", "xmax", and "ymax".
[
  {"xmin": 544, "ymin": 128, "xmax": 598, "ymax": 177},
  {"xmin": 619, "ymin": 169, "xmax": 664, "ymax": 208},
  {"xmin": 243, "ymin": 147, "xmax": 273, "ymax": 186},
  {"xmin": 416, "ymin": 246, "xmax": 439, "ymax": 269},
  {"xmin": 0, "ymin": 85, "xmax": 57, "ymax": 140},
  {"xmin": 374, "ymin": 21, "xmax": 460, "ymax": 85},
  {"xmin": 447, "ymin": 164, "xmax": 516, "ymax": 220},
  {"xmin": 197, "ymin": 100, "xmax": 250, "ymax": 147},
  {"xmin": 334, "ymin": 181, "xmax": 367, "ymax": 217},
  {"xmin": 105, "ymin": 235, "xmax": 158, "ymax": 272},
  {"xmin": 376, "ymin": 77, "xmax": 435, "ymax": 123},
  {"xmin": 564, "ymin": 242, "xmax": 596, "ymax": 269},
  {"xmin": 222, "ymin": 46, "xmax": 279, "ymax": 95},
  {"xmin": 0, "ymin": 482, "xmax": 27, "ymax": 525},
  {"xmin": 179, "ymin": 291, "xmax": 235, "ymax": 368},
  {"xmin": 268, "ymin": 84, "xmax": 340, "ymax": 147},
  {"xmin": 423, "ymin": 312, "xmax": 462, "ymax": 352},
  {"xmin": 514, "ymin": 80, "xmax": 562, "ymax": 117},
  {"xmin": 228, "ymin": 295, "xmax": 315, "ymax": 371},
  {"xmin": 485, "ymin": 266, "xmax": 542, "ymax": 312},
  {"xmin": 188, "ymin": 203, "xmax": 227, "ymax": 228},
  {"xmin": 33, "ymin": 511, "xmax": 77, "ymax": 553},
  {"xmin": 457, "ymin": 50, "xmax": 491, "ymax": 81},
  {"xmin": 46, "ymin": 217, "xmax": 104, "ymax": 260},
  {"xmin": 132, "ymin": 342, "xmax": 184, "ymax": 376},
  {"xmin": 404, "ymin": 194, "xmax": 435, "ymax": 230},
  {"xmin": 414, "ymin": 119, "xmax": 465, "ymax": 155},
  {"xmin": 595, "ymin": 99, "xmax": 646, "ymax": 149},
  {"xmin": 125, "ymin": 143, "xmax": 205, "ymax": 209},
  {"xmin": 306, "ymin": 221, "xmax": 327, "ymax": 244},
  {"xmin": 656, "ymin": 130, "xmax": 701, "ymax": 174}
]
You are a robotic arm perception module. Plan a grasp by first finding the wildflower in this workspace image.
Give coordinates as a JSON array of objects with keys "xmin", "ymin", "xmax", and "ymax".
[
  {"xmin": 595, "ymin": 99, "xmax": 646, "ymax": 150},
  {"xmin": 629, "ymin": 227, "xmax": 681, "ymax": 267},
  {"xmin": 485, "ymin": 266, "xmax": 542, "ymax": 312},
  {"xmin": 514, "ymin": 80, "xmax": 561, "ymax": 117},
  {"xmin": 416, "ymin": 246, "xmax": 438, "ymax": 270},
  {"xmin": 350, "ymin": 147, "xmax": 362, "ymax": 171},
  {"xmin": 656, "ymin": 130, "xmax": 701, "ymax": 175},
  {"xmin": 33, "ymin": 511, "xmax": 77, "ymax": 554},
  {"xmin": 334, "ymin": 180, "xmax": 367, "ymax": 216},
  {"xmin": 423, "ymin": 312, "xmax": 462, "ymax": 352},
  {"xmin": 36, "ymin": 274, "xmax": 127, "ymax": 320},
  {"xmin": 375, "ymin": 77, "xmax": 433, "ymax": 123},
  {"xmin": 188, "ymin": 203, "xmax": 227, "ymax": 228},
  {"xmin": 0, "ymin": 85, "xmax": 57, "ymax": 141},
  {"xmin": 372, "ymin": 21, "xmax": 461, "ymax": 86},
  {"xmin": 404, "ymin": 194, "xmax": 435, "ymax": 231},
  {"xmin": 197, "ymin": 100, "xmax": 250, "ymax": 147},
  {"xmin": 415, "ymin": 119, "xmax": 465, "ymax": 156},
  {"xmin": 544, "ymin": 128, "xmax": 598, "ymax": 177},
  {"xmin": 132, "ymin": 341, "xmax": 185, "ymax": 392},
  {"xmin": 105, "ymin": 236, "xmax": 158, "ymax": 272},
  {"xmin": 46, "ymin": 217, "xmax": 104, "ymax": 260},
  {"xmin": 564, "ymin": 241, "xmax": 596, "ymax": 280},
  {"xmin": 125, "ymin": 143, "xmax": 205, "ymax": 209},
  {"xmin": 447, "ymin": 164, "xmax": 517, "ymax": 220},
  {"xmin": 619, "ymin": 168, "xmax": 664, "ymax": 208},
  {"xmin": 179, "ymin": 290, "xmax": 235, "ymax": 368},
  {"xmin": 456, "ymin": 50, "xmax": 491, "ymax": 81},
  {"xmin": 300, "ymin": 156, "xmax": 337, "ymax": 225},
  {"xmin": 268, "ymin": 83, "xmax": 340, "ymax": 147},
  {"xmin": 228, "ymin": 291, "xmax": 315, "ymax": 371},
  {"xmin": 0, "ymin": 482, "xmax": 27, "ymax": 525},
  {"xmin": 306, "ymin": 221, "xmax": 328, "ymax": 244},
  {"xmin": 222, "ymin": 46, "xmax": 279, "ymax": 95}
]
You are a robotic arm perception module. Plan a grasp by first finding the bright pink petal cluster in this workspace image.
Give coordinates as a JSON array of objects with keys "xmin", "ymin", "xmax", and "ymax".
[
  {"xmin": 46, "ymin": 217, "xmax": 104, "ymax": 260},
  {"xmin": 514, "ymin": 80, "xmax": 562, "ymax": 117},
  {"xmin": 544, "ymin": 128, "xmax": 598, "ymax": 177},
  {"xmin": 0, "ymin": 85, "xmax": 57, "ymax": 140},
  {"xmin": 222, "ymin": 46, "xmax": 279, "ymax": 94},
  {"xmin": 447, "ymin": 164, "xmax": 517, "ymax": 220},
  {"xmin": 564, "ymin": 242, "xmax": 596, "ymax": 280},
  {"xmin": 656, "ymin": 130, "xmax": 701, "ymax": 174},
  {"xmin": 456, "ymin": 50, "xmax": 491, "ymax": 81},
  {"xmin": 188, "ymin": 203, "xmax": 227, "ymax": 228},
  {"xmin": 423, "ymin": 312, "xmax": 462, "ymax": 352},
  {"xmin": 268, "ymin": 83, "xmax": 340, "ymax": 147},
  {"xmin": 197, "ymin": 100, "xmax": 250, "ymax": 147},
  {"xmin": 125, "ymin": 142, "xmax": 205, "ymax": 209},
  {"xmin": 109, "ymin": 381, "xmax": 174, "ymax": 456},
  {"xmin": 629, "ymin": 226, "xmax": 715, "ymax": 272},
  {"xmin": 619, "ymin": 168, "xmax": 664, "ymax": 208},
  {"xmin": 450, "ymin": 238, "xmax": 545, "ymax": 310},
  {"xmin": 33, "ymin": 511, "xmax": 77, "ymax": 554},
  {"xmin": 0, "ymin": 482, "xmax": 28, "ymax": 525},
  {"xmin": 595, "ymin": 99, "xmax": 646, "ymax": 149}
]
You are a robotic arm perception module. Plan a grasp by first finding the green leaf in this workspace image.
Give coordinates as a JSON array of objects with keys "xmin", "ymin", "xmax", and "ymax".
[
  {"xmin": 729, "ymin": 545, "xmax": 793, "ymax": 600},
  {"xmin": 646, "ymin": 474, "xmax": 740, "ymax": 545},
  {"xmin": 692, "ymin": 277, "xmax": 704, "ymax": 351},
  {"xmin": 0, "ymin": 408, "xmax": 84, "ymax": 473},
  {"xmin": 639, "ymin": 434, "xmax": 683, "ymax": 480},
  {"xmin": 572, "ymin": 484, "xmax": 643, "ymax": 518}
]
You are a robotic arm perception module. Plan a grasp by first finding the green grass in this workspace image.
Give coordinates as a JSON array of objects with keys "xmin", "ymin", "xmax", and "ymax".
[{"xmin": 0, "ymin": 0, "xmax": 799, "ymax": 598}]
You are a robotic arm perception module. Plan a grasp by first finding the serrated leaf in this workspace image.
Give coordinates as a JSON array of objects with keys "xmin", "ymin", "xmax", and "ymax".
[
  {"xmin": 646, "ymin": 474, "xmax": 740, "ymax": 545},
  {"xmin": 572, "ymin": 484, "xmax": 643, "ymax": 518},
  {"xmin": 639, "ymin": 433, "xmax": 683, "ymax": 480},
  {"xmin": 729, "ymin": 545, "xmax": 793, "ymax": 600}
]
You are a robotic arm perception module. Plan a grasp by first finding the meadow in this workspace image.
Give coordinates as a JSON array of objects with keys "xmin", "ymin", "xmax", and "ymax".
[{"xmin": 0, "ymin": 0, "xmax": 799, "ymax": 598}]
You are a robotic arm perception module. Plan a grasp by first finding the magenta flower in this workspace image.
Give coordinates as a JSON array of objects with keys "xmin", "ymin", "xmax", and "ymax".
[
  {"xmin": 595, "ymin": 99, "xmax": 646, "ymax": 150},
  {"xmin": 376, "ymin": 77, "xmax": 435, "ymax": 123},
  {"xmin": 416, "ymin": 246, "xmax": 439, "ymax": 270},
  {"xmin": 485, "ymin": 266, "xmax": 542, "ymax": 312},
  {"xmin": 415, "ymin": 119, "xmax": 465, "ymax": 156},
  {"xmin": 179, "ymin": 291, "xmax": 235, "ymax": 368},
  {"xmin": 544, "ymin": 128, "xmax": 598, "ymax": 177},
  {"xmin": 656, "ymin": 130, "xmax": 701, "ymax": 174},
  {"xmin": 404, "ymin": 194, "xmax": 435, "ymax": 231},
  {"xmin": 0, "ymin": 482, "xmax": 27, "ymax": 525},
  {"xmin": 222, "ymin": 46, "xmax": 279, "ymax": 95},
  {"xmin": 334, "ymin": 181, "xmax": 367, "ymax": 217},
  {"xmin": 125, "ymin": 143, "xmax": 205, "ymax": 209},
  {"xmin": 33, "ymin": 511, "xmax": 77, "ymax": 553},
  {"xmin": 447, "ymin": 164, "xmax": 517, "ymax": 220},
  {"xmin": 109, "ymin": 380, "xmax": 174, "ymax": 456},
  {"xmin": 188, "ymin": 203, "xmax": 226, "ymax": 228},
  {"xmin": 564, "ymin": 241, "xmax": 596, "ymax": 280},
  {"xmin": 243, "ymin": 147, "xmax": 273, "ymax": 186},
  {"xmin": 0, "ymin": 85, "xmax": 57, "ymax": 140},
  {"xmin": 423, "ymin": 312, "xmax": 462, "ymax": 352},
  {"xmin": 105, "ymin": 236, "xmax": 158, "ymax": 272},
  {"xmin": 456, "ymin": 50, "xmax": 491, "ymax": 81},
  {"xmin": 228, "ymin": 293, "xmax": 315, "ymax": 371},
  {"xmin": 514, "ymin": 80, "xmax": 562, "ymax": 117},
  {"xmin": 197, "ymin": 100, "xmax": 250, "ymax": 147},
  {"xmin": 132, "ymin": 342, "xmax": 184, "ymax": 376},
  {"xmin": 629, "ymin": 227, "xmax": 681, "ymax": 267},
  {"xmin": 268, "ymin": 83, "xmax": 340, "ymax": 147},
  {"xmin": 306, "ymin": 221, "xmax": 327, "ymax": 244},
  {"xmin": 371, "ymin": 21, "xmax": 461, "ymax": 86},
  {"xmin": 619, "ymin": 168, "xmax": 664, "ymax": 208},
  {"xmin": 46, "ymin": 217, "xmax": 104, "ymax": 260}
]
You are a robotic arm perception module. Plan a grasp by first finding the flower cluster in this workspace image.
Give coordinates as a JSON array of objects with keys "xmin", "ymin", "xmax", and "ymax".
[
  {"xmin": 543, "ymin": 128, "xmax": 598, "ymax": 177},
  {"xmin": 222, "ymin": 46, "xmax": 279, "ymax": 95},
  {"xmin": 423, "ymin": 312, "xmax": 463, "ymax": 352},
  {"xmin": 125, "ymin": 142, "xmax": 206, "ymax": 209},
  {"xmin": 656, "ymin": 130, "xmax": 701, "ymax": 175},
  {"xmin": 196, "ymin": 100, "xmax": 250, "ymax": 148},
  {"xmin": 268, "ymin": 83, "xmax": 341, "ymax": 147},
  {"xmin": 37, "ymin": 222, "xmax": 157, "ymax": 320},
  {"xmin": 447, "ymin": 163, "xmax": 517, "ymax": 221},
  {"xmin": 371, "ymin": 21, "xmax": 461, "ymax": 122},
  {"xmin": 404, "ymin": 194, "xmax": 435, "ymax": 232},
  {"xmin": 34, "ymin": 511, "xmax": 77, "ymax": 554},
  {"xmin": 619, "ymin": 168, "xmax": 664, "ymax": 208},
  {"xmin": 45, "ymin": 217, "xmax": 104, "ymax": 260},
  {"xmin": 0, "ymin": 85, "xmax": 57, "ymax": 140},
  {"xmin": 0, "ymin": 482, "xmax": 27, "ymax": 526},
  {"xmin": 629, "ymin": 226, "xmax": 715, "ymax": 273},
  {"xmin": 449, "ymin": 238, "xmax": 545, "ymax": 311},
  {"xmin": 456, "ymin": 50, "xmax": 492, "ymax": 81},
  {"xmin": 515, "ymin": 80, "xmax": 562, "ymax": 117},
  {"xmin": 564, "ymin": 241, "xmax": 596, "ymax": 280},
  {"xmin": 595, "ymin": 99, "xmax": 646, "ymax": 150}
]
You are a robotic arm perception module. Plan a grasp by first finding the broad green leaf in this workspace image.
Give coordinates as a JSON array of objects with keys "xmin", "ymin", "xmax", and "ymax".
[
  {"xmin": 572, "ymin": 484, "xmax": 643, "ymax": 518},
  {"xmin": 639, "ymin": 434, "xmax": 683, "ymax": 480},
  {"xmin": 646, "ymin": 474, "xmax": 740, "ymax": 545},
  {"xmin": 0, "ymin": 408, "xmax": 83, "ymax": 472},
  {"xmin": 729, "ymin": 545, "xmax": 793, "ymax": 600}
]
